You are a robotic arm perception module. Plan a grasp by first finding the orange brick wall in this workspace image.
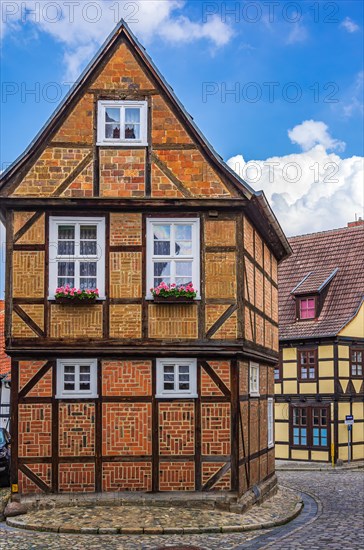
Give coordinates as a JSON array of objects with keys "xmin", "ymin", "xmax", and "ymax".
[{"xmin": 15, "ymin": 358, "xmax": 275, "ymax": 495}]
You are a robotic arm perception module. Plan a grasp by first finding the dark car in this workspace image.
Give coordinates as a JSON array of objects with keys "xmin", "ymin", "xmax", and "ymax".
[{"xmin": 0, "ymin": 428, "xmax": 10, "ymax": 484}]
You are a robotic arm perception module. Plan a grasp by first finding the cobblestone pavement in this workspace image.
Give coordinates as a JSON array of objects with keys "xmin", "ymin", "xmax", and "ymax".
[
  {"xmin": 6, "ymin": 488, "xmax": 300, "ymax": 535},
  {"xmin": 0, "ymin": 469, "xmax": 363, "ymax": 549}
]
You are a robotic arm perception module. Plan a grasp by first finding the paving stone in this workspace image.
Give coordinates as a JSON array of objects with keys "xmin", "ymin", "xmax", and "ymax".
[{"xmin": 1, "ymin": 470, "xmax": 362, "ymax": 548}]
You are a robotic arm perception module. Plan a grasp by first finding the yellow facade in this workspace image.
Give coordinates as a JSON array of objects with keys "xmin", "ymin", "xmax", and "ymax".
[
  {"xmin": 338, "ymin": 302, "xmax": 364, "ymax": 337},
  {"xmin": 276, "ymin": 336, "xmax": 363, "ymax": 462}
]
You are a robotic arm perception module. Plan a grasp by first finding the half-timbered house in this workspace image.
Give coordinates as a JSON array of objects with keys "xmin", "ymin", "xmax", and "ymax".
[
  {"xmin": 0, "ymin": 300, "xmax": 11, "ymax": 430},
  {"xmin": 0, "ymin": 21, "xmax": 290, "ymax": 496},
  {"xmin": 275, "ymin": 221, "xmax": 364, "ymax": 462}
]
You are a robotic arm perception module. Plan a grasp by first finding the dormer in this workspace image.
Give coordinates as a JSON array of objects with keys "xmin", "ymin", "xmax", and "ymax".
[{"xmin": 291, "ymin": 268, "xmax": 338, "ymax": 321}]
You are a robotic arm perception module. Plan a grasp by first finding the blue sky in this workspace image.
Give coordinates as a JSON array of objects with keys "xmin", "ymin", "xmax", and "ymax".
[{"xmin": 0, "ymin": 1, "xmax": 363, "ymax": 295}]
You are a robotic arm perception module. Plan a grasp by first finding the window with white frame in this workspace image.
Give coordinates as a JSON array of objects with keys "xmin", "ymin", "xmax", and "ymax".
[
  {"xmin": 268, "ymin": 398, "xmax": 274, "ymax": 448},
  {"xmin": 156, "ymin": 359, "xmax": 197, "ymax": 398},
  {"xmin": 56, "ymin": 359, "xmax": 98, "ymax": 399},
  {"xmin": 49, "ymin": 217, "xmax": 105, "ymax": 299},
  {"xmin": 249, "ymin": 362, "xmax": 260, "ymax": 396},
  {"xmin": 97, "ymin": 100, "xmax": 148, "ymax": 145},
  {"xmin": 146, "ymin": 218, "xmax": 200, "ymax": 298}
]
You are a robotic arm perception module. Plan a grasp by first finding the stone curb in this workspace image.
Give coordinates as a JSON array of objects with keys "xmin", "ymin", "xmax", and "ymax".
[
  {"xmin": 6, "ymin": 499, "xmax": 303, "ymax": 535},
  {"xmin": 276, "ymin": 465, "xmax": 364, "ymax": 472}
]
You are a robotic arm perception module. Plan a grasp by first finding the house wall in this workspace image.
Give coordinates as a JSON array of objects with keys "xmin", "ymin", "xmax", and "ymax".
[
  {"xmin": 275, "ymin": 339, "xmax": 364, "ymax": 462},
  {"xmin": 9, "ymin": 209, "xmax": 278, "ymax": 351},
  {"xmin": 2, "ymin": 33, "xmax": 281, "ymax": 495}
]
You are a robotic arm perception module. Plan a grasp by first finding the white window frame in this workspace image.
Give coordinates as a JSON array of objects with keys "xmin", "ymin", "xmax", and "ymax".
[
  {"xmin": 249, "ymin": 361, "xmax": 260, "ymax": 397},
  {"xmin": 156, "ymin": 358, "xmax": 197, "ymax": 398},
  {"xmin": 268, "ymin": 397, "xmax": 274, "ymax": 448},
  {"xmin": 97, "ymin": 100, "xmax": 148, "ymax": 146},
  {"xmin": 56, "ymin": 359, "xmax": 98, "ymax": 399},
  {"xmin": 48, "ymin": 216, "xmax": 105, "ymax": 300},
  {"xmin": 146, "ymin": 218, "xmax": 200, "ymax": 299}
]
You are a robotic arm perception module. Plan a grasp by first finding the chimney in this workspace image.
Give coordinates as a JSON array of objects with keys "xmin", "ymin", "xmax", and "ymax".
[{"xmin": 348, "ymin": 217, "xmax": 364, "ymax": 228}]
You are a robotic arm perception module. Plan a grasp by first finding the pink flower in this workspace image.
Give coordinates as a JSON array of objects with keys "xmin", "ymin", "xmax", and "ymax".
[
  {"xmin": 156, "ymin": 289, "xmax": 160, "ymax": 295},
  {"xmin": 77, "ymin": 289, "xmax": 82, "ymax": 295}
]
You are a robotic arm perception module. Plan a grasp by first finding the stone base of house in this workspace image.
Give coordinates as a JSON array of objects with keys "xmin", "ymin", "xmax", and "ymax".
[{"xmin": 13, "ymin": 473, "xmax": 277, "ymax": 516}]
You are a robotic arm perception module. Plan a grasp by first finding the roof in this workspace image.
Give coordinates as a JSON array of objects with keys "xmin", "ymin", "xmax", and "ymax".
[
  {"xmin": 279, "ymin": 224, "xmax": 364, "ymax": 340},
  {"xmin": 291, "ymin": 268, "xmax": 338, "ymax": 295},
  {"xmin": 0, "ymin": 20, "xmax": 290, "ymax": 262},
  {"xmin": 0, "ymin": 301, "xmax": 11, "ymax": 378}
]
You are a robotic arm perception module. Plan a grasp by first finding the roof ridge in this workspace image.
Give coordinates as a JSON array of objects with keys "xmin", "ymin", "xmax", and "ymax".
[{"xmin": 289, "ymin": 223, "xmax": 364, "ymax": 240}]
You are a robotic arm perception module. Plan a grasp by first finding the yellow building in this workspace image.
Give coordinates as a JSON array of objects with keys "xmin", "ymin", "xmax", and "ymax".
[{"xmin": 275, "ymin": 221, "xmax": 364, "ymax": 462}]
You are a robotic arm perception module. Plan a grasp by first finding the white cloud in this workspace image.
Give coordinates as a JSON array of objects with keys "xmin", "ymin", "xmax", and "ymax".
[
  {"xmin": 340, "ymin": 71, "xmax": 364, "ymax": 119},
  {"xmin": 1, "ymin": 1, "xmax": 233, "ymax": 80},
  {"xmin": 340, "ymin": 17, "xmax": 360, "ymax": 33},
  {"xmin": 227, "ymin": 122, "xmax": 364, "ymax": 236},
  {"xmin": 288, "ymin": 120, "xmax": 345, "ymax": 152},
  {"xmin": 286, "ymin": 23, "xmax": 308, "ymax": 44}
]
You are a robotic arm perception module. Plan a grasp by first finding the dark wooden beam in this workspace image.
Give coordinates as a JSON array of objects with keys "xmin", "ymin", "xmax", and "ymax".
[
  {"xmin": 19, "ymin": 464, "xmax": 51, "ymax": 493},
  {"xmin": 13, "ymin": 304, "xmax": 45, "ymax": 338},
  {"xmin": 18, "ymin": 361, "xmax": 52, "ymax": 399}
]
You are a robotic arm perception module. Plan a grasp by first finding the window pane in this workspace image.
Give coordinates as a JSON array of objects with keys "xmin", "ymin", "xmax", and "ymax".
[
  {"xmin": 124, "ymin": 124, "xmax": 140, "ymax": 140},
  {"xmin": 80, "ymin": 241, "xmax": 97, "ymax": 256},
  {"xmin": 175, "ymin": 241, "xmax": 192, "ymax": 256},
  {"xmin": 176, "ymin": 262, "xmax": 192, "ymax": 277},
  {"xmin": 58, "ymin": 226, "xmax": 75, "ymax": 240},
  {"xmin": 154, "ymin": 277, "xmax": 170, "ymax": 287},
  {"xmin": 301, "ymin": 428, "xmax": 307, "ymax": 445},
  {"xmin": 164, "ymin": 383, "xmax": 174, "ymax": 390},
  {"xmin": 154, "ymin": 241, "xmax": 171, "ymax": 256},
  {"xmin": 164, "ymin": 366, "xmax": 174, "ymax": 373},
  {"xmin": 106, "ymin": 108, "xmax": 120, "ymax": 123},
  {"xmin": 80, "ymin": 278, "xmax": 97, "ymax": 290},
  {"xmin": 125, "ymin": 108, "xmax": 140, "ymax": 124},
  {"xmin": 80, "ymin": 263, "xmax": 97, "ymax": 277},
  {"xmin": 58, "ymin": 262, "xmax": 75, "ymax": 277},
  {"xmin": 64, "ymin": 383, "xmax": 75, "ymax": 391},
  {"xmin": 58, "ymin": 241, "xmax": 75, "ymax": 256},
  {"xmin": 179, "ymin": 382, "xmax": 190, "ymax": 390},
  {"xmin": 80, "ymin": 383, "xmax": 91, "ymax": 391},
  {"xmin": 293, "ymin": 409, "xmax": 299, "ymax": 424},
  {"xmin": 64, "ymin": 366, "xmax": 75, "ymax": 373},
  {"xmin": 175, "ymin": 225, "xmax": 192, "ymax": 241},
  {"xmin": 154, "ymin": 225, "xmax": 171, "ymax": 241},
  {"xmin": 154, "ymin": 262, "xmax": 171, "ymax": 277},
  {"xmin": 301, "ymin": 368, "xmax": 307, "ymax": 379},
  {"xmin": 179, "ymin": 374, "xmax": 190, "ymax": 382},
  {"xmin": 80, "ymin": 226, "xmax": 97, "ymax": 240},
  {"xmin": 64, "ymin": 374, "xmax": 74, "ymax": 381},
  {"xmin": 164, "ymin": 374, "xmax": 174, "ymax": 382},
  {"xmin": 105, "ymin": 124, "xmax": 120, "ymax": 139},
  {"xmin": 80, "ymin": 374, "xmax": 90, "ymax": 382},
  {"xmin": 179, "ymin": 366, "xmax": 190, "ymax": 374},
  {"xmin": 80, "ymin": 366, "xmax": 90, "ymax": 373}
]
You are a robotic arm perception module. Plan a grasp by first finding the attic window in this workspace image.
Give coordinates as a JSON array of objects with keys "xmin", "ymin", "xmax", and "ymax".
[
  {"xmin": 97, "ymin": 100, "xmax": 147, "ymax": 145},
  {"xmin": 298, "ymin": 297, "xmax": 316, "ymax": 320}
]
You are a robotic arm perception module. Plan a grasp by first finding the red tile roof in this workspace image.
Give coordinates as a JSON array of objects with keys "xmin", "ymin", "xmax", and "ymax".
[
  {"xmin": 291, "ymin": 268, "xmax": 338, "ymax": 295},
  {"xmin": 279, "ymin": 224, "xmax": 364, "ymax": 340},
  {"xmin": 0, "ymin": 300, "xmax": 10, "ymax": 378}
]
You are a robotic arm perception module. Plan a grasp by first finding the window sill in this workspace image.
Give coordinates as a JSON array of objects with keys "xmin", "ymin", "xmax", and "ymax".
[
  {"xmin": 156, "ymin": 394, "xmax": 198, "ymax": 399},
  {"xmin": 97, "ymin": 141, "xmax": 147, "ymax": 147},
  {"xmin": 249, "ymin": 392, "xmax": 260, "ymax": 398},
  {"xmin": 56, "ymin": 394, "xmax": 98, "ymax": 400},
  {"xmin": 49, "ymin": 298, "xmax": 106, "ymax": 305}
]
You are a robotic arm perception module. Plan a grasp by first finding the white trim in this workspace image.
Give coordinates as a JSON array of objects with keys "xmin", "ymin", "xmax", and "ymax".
[
  {"xmin": 97, "ymin": 100, "xmax": 148, "ymax": 146},
  {"xmin": 267, "ymin": 397, "xmax": 274, "ymax": 448},
  {"xmin": 49, "ymin": 216, "xmax": 105, "ymax": 300},
  {"xmin": 249, "ymin": 361, "xmax": 260, "ymax": 397},
  {"xmin": 156, "ymin": 358, "xmax": 197, "ymax": 398},
  {"xmin": 146, "ymin": 218, "xmax": 200, "ymax": 299},
  {"xmin": 56, "ymin": 358, "xmax": 98, "ymax": 399}
]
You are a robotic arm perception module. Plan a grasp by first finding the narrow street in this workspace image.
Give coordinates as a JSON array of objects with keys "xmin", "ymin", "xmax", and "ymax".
[{"xmin": 0, "ymin": 469, "xmax": 363, "ymax": 549}]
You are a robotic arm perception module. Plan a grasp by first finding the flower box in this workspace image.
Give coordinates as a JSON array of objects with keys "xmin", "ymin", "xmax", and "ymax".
[
  {"xmin": 54, "ymin": 297, "xmax": 97, "ymax": 306},
  {"xmin": 54, "ymin": 286, "xmax": 100, "ymax": 305},
  {"xmin": 150, "ymin": 282, "xmax": 197, "ymax": 303},
  {"xmin": 153, "ymin": 295, "xmax": 195, "ymax": 304}
]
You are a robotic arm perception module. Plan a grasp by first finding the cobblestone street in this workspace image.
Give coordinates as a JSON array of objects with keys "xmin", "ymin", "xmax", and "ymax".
[{"xmin": 0, "ymin": 469, "xmax": 363, "ymax": 549}]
